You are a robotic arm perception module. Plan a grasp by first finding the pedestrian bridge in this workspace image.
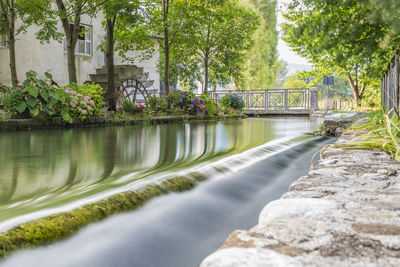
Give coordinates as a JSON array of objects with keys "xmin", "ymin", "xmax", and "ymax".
[{"xmin": 210, "ymin": 88, "xmax": 318, "ymax": 115}]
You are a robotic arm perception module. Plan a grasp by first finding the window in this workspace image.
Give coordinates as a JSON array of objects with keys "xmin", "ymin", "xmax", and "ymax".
[
  {"xmin": 0, "ymin": 34, "xmax": 6, "ymax": 48},
  {"xmin": 63, "ymin": 25, "xmax": 92, "ymax": 56}
]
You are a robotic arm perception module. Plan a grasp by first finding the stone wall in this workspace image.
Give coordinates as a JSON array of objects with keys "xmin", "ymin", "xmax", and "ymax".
[
  {"xmin": 201, "ymin": 130, "xmax": 400, "ymax": 267},
  {"xmin": 314, "ymin": 112, "xmax": 366, "ymax": 136}
]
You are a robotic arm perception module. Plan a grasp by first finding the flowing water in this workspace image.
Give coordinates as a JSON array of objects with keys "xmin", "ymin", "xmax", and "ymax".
[{"xmin": 0, "ymin": 117, "xmax": 334, "ymax": 267}]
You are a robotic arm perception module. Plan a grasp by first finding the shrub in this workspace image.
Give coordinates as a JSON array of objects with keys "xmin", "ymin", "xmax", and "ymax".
[
  {"xmin": 0, "ymin": 71, "xmax": 72, "ymax": 122},
  {"xmin": 121, "ymin": 99, "xmax": 144, "ymax": 114},
  {"xmin": 219, "ymin": 93, "xmax": 245, "ymax": 111},
  {"xmin": 168, "ymin": 90, "xmax": 195, "ymax": 111},
  {"xmin": 187, "ymin": 96, "xmax": 206, "ymax": 115},
  {"xmin": 145, "ymin": 95, "xmax": 168, "ymax": 113},
  {"xmin": 64, "ymin": 87, "xmax": 97, "ymax": 121},
  {"xmin": 199, "ymin": 95, "xmax": 219, "ymax": 115},
  {"xmin": 63, "ymin": 83, "xmax": 104, "ymax": 115}
]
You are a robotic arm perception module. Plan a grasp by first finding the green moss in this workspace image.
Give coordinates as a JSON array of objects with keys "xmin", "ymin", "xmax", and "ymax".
[{"xmin": 0, "ymin": 173, "xmax": 207, "ymax": 258}]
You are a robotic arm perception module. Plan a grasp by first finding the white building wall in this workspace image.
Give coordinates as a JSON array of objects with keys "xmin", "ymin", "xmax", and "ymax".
[{"xmin": 0, "ymin": 13, "xmax": 160, "ymax": 91}]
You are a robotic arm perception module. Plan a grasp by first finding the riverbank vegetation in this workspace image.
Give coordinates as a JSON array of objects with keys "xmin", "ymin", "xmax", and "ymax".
[
  {"xmin": 0, "ymin": 70, "xmax": 247, "ymax": 124},
  {"xmin": 339, "ymin": 110, "xmax": 400, "ymax": 161}
]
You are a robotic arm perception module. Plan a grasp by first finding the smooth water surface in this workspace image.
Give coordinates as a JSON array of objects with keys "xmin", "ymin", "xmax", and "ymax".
[
  {"xmin": 1, "ymin": 130, "xmax": 334, "ymax": 267},
  {"xmin": 0, "ymin": 117, "xmax": 319, "ymax": 231}
]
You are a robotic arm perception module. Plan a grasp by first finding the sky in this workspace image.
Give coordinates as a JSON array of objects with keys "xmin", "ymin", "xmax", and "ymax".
[{"xmin": 276, "ymin": 0, "xmax": 311, "ymax": 66}]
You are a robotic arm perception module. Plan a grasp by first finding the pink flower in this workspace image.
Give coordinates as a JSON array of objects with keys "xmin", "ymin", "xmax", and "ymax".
[
  {"xmin": 82, "ymin": 110, "xmax": 87, "ymax": 115},
  {"xmin": 70, "ymin": 101, "xmax": 76, "ymax": 107},
  {"xmin": 87, "ymin": 106, "xmax": 92, "ymax": 111},
  {"xmin": 17, "ymin": 85, "xmax": 25, "ymax": 89}
]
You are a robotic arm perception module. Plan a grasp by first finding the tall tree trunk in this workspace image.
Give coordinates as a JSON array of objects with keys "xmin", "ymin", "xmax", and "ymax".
[
  {"xmin": 66, "ymin": 43, "xmax": 78, "ymax": 84},
  {"xmin": 163, "ymin": 0, "xmax": 170, "ymax": 95},
  {"xmin": 204, "ymin": 53, "xmax": 209, "ymax": 95},
  {"xmin": 106, "ymin": 17, "xmax": 116, "ymax": 110},
  {"xmin": 56, "ymin": 0, "xmax": 79, "ymax": 84},
  {"xmin": 346, "ymin": 73, "xmax": 360, "ymax": 107},
  {"xmin": 164, "ymin": 36, "xmax": 170, "ymax": 95},
  {"xmin": 8, "ymin": 16, "xmax": 17, "ymax": 86},
  {"xmin": 0, "ymin": 0, "xmax": 18, "ymax": 86}
]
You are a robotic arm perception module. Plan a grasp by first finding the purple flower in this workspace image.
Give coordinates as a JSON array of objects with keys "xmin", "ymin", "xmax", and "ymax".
[
  {"xmin": 200, "ymin": 99, "xmax": 205, "ymax": 104},
  {"xmin": 190, "ymin": 104, "xmax": 194, "ymax": 108},
  {"xmin": 70, "ymin": 101, "xmax": 76, "ymax": 108}
]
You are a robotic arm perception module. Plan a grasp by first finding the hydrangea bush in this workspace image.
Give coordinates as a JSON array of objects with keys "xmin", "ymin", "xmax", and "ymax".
[
  {"xmin": 168, "ymin": 90, "xmax": 195, "ymax": 111},
  {"xmin": 188, "ymin": 96, "xmax": 206, "ymax": 114},
  {"xmin": 63, "ymin": 83, "xmax": 104, "ymax": 116},
  {"xmin": 64, "ymin": 87, "xmax": 96, "ymax": 121},
  {"xmin": 218, "ymin": 93, "xmax": 245, "ymax": 111}
]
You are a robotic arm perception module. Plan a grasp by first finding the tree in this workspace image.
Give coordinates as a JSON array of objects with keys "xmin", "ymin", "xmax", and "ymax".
[
  {"xmin": 243, "ymin": 0, "xmax": 280, "ymax": 90},
  {"xmin": 0, "ymin": 0, "xmax": 19, "ymax": 85},
  {"xmin": 282, "ymin": 0, "xmax": 399, "ymax": 107},
  {"xmin": 180, "ymin": 0, "xmax": 259, "ymax": 93},
  {"xmin": 282, "ymin": 72, "xmax": 309, "ymax": 89},
  {"xmin": 364, "ymin": 0, "xmax": 400, "ymax": 47},
  {"xmin": 114, "ymin": 0, "xmax": 189, "ymax": 95},
  {"xmin": 101, "ymin": 0, "xmax": 139, "ymax": 110},
  {"xmin": 20, "ymin": 0, "xmax": 106, "ymax": 84}
]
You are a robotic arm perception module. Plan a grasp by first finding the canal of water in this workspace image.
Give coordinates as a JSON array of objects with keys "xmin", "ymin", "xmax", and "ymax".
[{"xmin": 0, "ymin": 117, "xmax": 334, "ymax": 267}]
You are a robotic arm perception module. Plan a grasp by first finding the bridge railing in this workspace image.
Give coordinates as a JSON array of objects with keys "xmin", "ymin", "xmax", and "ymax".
[{"xmin": 210, "ymin": 88, "xmax": 318, "ymax": 110}]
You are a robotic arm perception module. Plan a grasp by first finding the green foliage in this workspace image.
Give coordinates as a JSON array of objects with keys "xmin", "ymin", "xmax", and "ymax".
[
  {"xmin": 64, "ymin": 83, "xmax": 104, "ymax": 116},
  {"xmin": 339, "ymin": 110, "xmax": 400, "ymax": 161},
  {"xmin": 121, "ymin": 99, "xmax": 143, "ymax": 114},
  {"xmin": 176, "ymin": 0, "xmax": 259, "ymax": 92},
  {"xmin": 219, "ymin": 93, "xmax": 245, "ymax": 111},
  {"xmin": 361, "ymin": 87, "xmax": 381, "ymax": 109},
  {"xmin": 0, "ymin": 71, "xmax": 71, "ymax": 122},
  {"xmin": 144, "ymin": 95, "xmax": 168, "ymax": 113},
  {"xmin": 168, "ymin": 90, "xmax": 195, "ymax": 111},
  {"xmin": 118, "ymin": 0, "xmax": 259, "ymax": 92},
  {"xmin": 282, "ymin": 72, "xmax": 309, "ymax": 89},
  {"xmin": 282, "ymin": 0, "xmax": 399, "ymax": 106},
  {"xmin": 63, "ymin": 87, "xmax": 97, "ymax": 121},
  {"xmin": 242, "ymin": 0, "xmax": 280, "ymax": 89},
  {"xmin": 19, "ymin": 0, "xmax": 107, "ymax": 83},
  {"xmin": 199, "ymin": 95, "xmax": 218, "ymax": 116}
]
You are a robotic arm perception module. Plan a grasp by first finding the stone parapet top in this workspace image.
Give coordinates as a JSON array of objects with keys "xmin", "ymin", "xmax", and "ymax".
[{"xmin": 201, "ymin": 130, "xmax": 400, "ymax": 267}]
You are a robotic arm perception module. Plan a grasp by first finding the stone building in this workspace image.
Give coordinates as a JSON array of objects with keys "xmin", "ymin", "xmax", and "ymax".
[{"xmin": 0, "ymin": 13, "xmax": 160, "ymax": 92}]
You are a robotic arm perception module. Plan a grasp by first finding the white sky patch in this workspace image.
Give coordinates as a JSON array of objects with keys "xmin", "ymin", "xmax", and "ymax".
[{"xmin": 277, "ymin": 0, "xmax": 312, "ymax": 66}]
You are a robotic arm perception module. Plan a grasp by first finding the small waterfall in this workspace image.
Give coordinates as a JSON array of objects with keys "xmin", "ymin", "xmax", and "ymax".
[{"xmin": 0, "ymin": 135, "xmax": 334, "ymax": 267}]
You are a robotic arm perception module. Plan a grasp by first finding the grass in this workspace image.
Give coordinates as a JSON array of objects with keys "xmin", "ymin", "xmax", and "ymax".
[
  {"xmin": 327, "ymin": 109, "xmax": 400, "ymax": 161},
  {"xmin": 311, "ymin": 109, "xmax": 400, "ymax": 166}
]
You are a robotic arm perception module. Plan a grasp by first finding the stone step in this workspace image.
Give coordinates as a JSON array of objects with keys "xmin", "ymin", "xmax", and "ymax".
[
  {"xmin": 89, "ymin": 73, "xmax": 121, "ymax": 84},
  {"xmin": 95, "ymin": 65, "xmax": 145, "ymax": 81}
]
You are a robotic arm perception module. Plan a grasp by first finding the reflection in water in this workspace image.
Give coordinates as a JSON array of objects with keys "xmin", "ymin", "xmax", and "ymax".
[{"xmin": 0, "ymin": 117, "xmax": 319, "ymax": 230}]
